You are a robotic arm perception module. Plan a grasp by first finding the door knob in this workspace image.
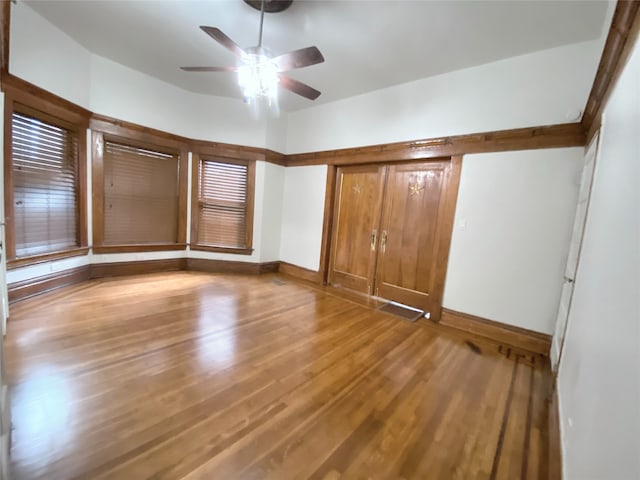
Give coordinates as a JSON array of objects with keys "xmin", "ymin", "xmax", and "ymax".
[{"xmin": 370, "ymin": 230, "xmax": 377, "ymax": 251}]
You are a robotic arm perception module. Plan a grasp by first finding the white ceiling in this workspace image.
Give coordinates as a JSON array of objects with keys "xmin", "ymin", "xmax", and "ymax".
[{"xmin": 25, "ymin": 0, "xmax": 610, "ymax": 112}]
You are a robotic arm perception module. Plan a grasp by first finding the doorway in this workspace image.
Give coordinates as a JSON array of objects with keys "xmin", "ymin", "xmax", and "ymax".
[{"xmin": 328, "ymin": 157, "xmax": 461, "ymax": 320}]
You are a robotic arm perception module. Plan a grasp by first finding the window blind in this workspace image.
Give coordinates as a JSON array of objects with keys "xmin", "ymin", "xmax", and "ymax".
[
  {"xmin": 12, "ymin": 112, "xmax": 79, "ymax": 257},
  {"xmin": 103, "ymin": 141, "xmax": 179, "ymax": 245},
  {"xmin": 197, "ymin": 160, "xmax": 248, "ymax": 249}
]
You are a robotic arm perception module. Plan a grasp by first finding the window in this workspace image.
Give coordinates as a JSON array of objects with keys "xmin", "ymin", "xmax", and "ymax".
[
  {"xmin": 192, "ymin": 156, "xmax": 255, "ymax": 253},
  {"xmin": 102, "ymin": 140, "xmax": 179, "ymax": 245},
  {"xmin": 9, "ymin": 109, "xmax": 82, "ymax": 259}
]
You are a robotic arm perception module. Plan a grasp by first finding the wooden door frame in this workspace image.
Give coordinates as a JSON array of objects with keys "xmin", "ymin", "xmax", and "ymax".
[
  {"xmin": 552, "ymin": 132, "xmax": 600, "ymax": 373},
  {"xmin": 318, "ymin": 155, "xmax": 463, "ymax": 322}
]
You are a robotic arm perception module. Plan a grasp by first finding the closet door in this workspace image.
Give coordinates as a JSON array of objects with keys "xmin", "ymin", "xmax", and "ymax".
[
  {"xmin": 329, "ymin": 165, "xmax": 386, "ymax": 294},
  {"xmin": 374, "ymin": 161, "xmax": 449, "ymax": 310}
]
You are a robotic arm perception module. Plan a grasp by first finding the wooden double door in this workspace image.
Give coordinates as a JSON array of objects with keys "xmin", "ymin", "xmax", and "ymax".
[{"xmin": 328, "ymin": 159, "xmax": 459, "ymax": 317}]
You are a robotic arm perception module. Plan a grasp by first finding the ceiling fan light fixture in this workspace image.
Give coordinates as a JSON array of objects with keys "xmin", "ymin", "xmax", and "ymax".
[
  {"xmin": 238, "ymin": 52, "xmax": 279, "ymax": 109},
  {"xmin": 180, "ymin": 0, "xmax": 324, "ymax": 109}
]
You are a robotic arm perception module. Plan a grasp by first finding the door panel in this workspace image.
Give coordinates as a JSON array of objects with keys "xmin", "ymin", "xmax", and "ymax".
[
  {"xmin": 329, "ymin": 165, "xmax": 386, "ymax": 294},
  {"xmin": 552, "ymin": 133, "xmax": 599, "ymax": 371},
  {"xmin": 375, "ymin": 162, "xmax": 447, "ymax": 310}
]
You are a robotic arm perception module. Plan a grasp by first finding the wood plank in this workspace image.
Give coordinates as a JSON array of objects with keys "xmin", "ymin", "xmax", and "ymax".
[
  {"xmin": 374, "ymin": 160, "xmax": 450, "ymax": 311},
  {"xmin": 187, "ymin": 258, "xmax": 277, "ymax": 275},
  {"xmin": 328, "ymin": 164, "xmax": 386, "ymax": 295},
  {"xmin": 278, "ymin": 261, "xmax": 323, "ymax": 284},
  {"xmin": 1, "ymin": 74, "xmax": 91, "ymax": 125},
  {"xmin": 440, "ymin": 308, "xmax": 552, "ymax": 356},
  {"xmin": 5, "ymin": 272, "xmax": 557, "ymax": 479},
  {"xmin": 8, "ymin": 265, "xmax": 90, "ymax": 303},
  {"xmin": 318, "ymin": 165, "xmax": 337, "ymax": 284},
  {"xmin": 92, "ymin": 244, "xmax": 188, "ymax": 254},
  {"xmin": 6, "ymin": 248, "xmax": 90, "ymax": 270},
  {"xmin": 548, "ymin": 381, "xmax": 562, "ymax": 480},
  {"xmin": 582, "ymin": 0, "xmax": 640, "ymax": 141},
  {"xmin": 90, "ymin": 259, "xmax": 186, "ymax": 278},
  {"xmin": 285, "ymin": 123, "xmax": 586, "ymax": 166},
  {"xmin": 0, "ymin": 0, "xmax": 9, "ymax": 75}
]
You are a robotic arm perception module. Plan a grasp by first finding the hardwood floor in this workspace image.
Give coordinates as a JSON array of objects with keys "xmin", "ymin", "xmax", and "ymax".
[{"xmin": 4, "ymin": 272, "xmax": 557, "ymax": 479}]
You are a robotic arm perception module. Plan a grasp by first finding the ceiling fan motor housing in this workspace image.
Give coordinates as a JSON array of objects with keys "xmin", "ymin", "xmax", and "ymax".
[{"xmin": 243, "ymin": 0, "xmax": 293, "ymax": 14}]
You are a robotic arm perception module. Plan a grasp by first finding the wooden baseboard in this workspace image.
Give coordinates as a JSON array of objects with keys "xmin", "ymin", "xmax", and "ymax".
[
  {"xmin": 7, "ymin": 258, "xmax": 280, "ymax": 304},
  {"xmin": 440, "ymin": 308, "xmax": 552, "ymax": 356},
  {"xmin": 90, "ymin": 259, "xmax": 187, "ymax": 278},
  {"xmin": 278, "ymin": 262, "xmax": 323, "ymax": 284},
  {"xmin": 186, "ymin": 258, "xmax": 279, "ymax": 275},
  {"xmin": 258, "ymin": 261, "xmax": 280, "ymax": 274},
  {"xmin": 8, "ymin": 266, "xmax": 91, "ymax": 303}
]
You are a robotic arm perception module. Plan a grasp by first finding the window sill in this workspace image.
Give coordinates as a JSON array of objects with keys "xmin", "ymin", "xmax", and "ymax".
[
  {"xmin": 92, "ymin": 244, "xmax": 187, "ymax": 254},
  {"xmin": 189, "ymin": 244, "xmax": 254, "ymax": 256},
  {"xmin": 7, "ymin": 247, "xmax": 90, "ymax": 270}
]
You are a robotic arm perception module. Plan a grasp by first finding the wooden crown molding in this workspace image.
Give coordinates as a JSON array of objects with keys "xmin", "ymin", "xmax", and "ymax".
[
  {"xmin": 284, "ymin": 123, "xmax": 586, "ymax": 166},
  {"xmin": 2, "ymin": 75, "xmax": 588, "ymax": 171},
  {"xmin": 265, "ymin": 149, "xmax": 287, "ymax": 166},
  {"xmin": 1, "ymin": 1, "xmax": 637, "ymax": 164},
  {"xmin": 192, "ymin": 139, "xmax": 265, "ymax": 162},
  {"xmin": 582, "ymin": 0, "xmax": 640, "ymax": 140},
  {"xmin": 1, "ymin": 73, "xmax": 92, "ymax": 125},
  {"xmin": 90, "ymin": 114, "xmax": 190, "ymax": 149},
  {"xmin": 0, "ymin": 0, "xmax": 9, "ymax": 76}
]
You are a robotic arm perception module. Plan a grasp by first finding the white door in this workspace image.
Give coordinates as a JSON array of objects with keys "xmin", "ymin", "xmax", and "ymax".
[
  {"xmin": 0, "ymin": 224, "xmax": 7, "ymax": 336},
  {"xmin": 551, "ymin": 132, "xmax": 600, "ymax": 372},
  {"xmin": 0, "ymin": 91, "xmax": 9, "ymax": 479}
]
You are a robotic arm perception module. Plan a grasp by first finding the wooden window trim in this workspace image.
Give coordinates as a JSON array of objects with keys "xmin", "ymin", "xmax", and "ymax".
[
  {"xmin": 3, "ymin": 93, "xmax": 88, "ymax": 267},
  {"xmin": 93, "ymin": 244, "xmax": 187, "ymax": 254},
  {"xmin": 190, "ymin": 152, "xmax": 255, "ymax": 255},
  {"xmin": 7, "ymin": 247, "xmax": 90, "ymax": 270},
  {"xmin": 91, "ymin": 125, "xmax": 189, "ymax": 250},
  {"xmin": 189, "ymin": 245, "xmax": 253, "ymax": 255}
]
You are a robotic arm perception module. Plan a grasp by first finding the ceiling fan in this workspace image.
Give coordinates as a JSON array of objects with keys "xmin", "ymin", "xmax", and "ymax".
[{"xmin": 180, "ymin": 0, "xmax": 325, "ymax": 102}]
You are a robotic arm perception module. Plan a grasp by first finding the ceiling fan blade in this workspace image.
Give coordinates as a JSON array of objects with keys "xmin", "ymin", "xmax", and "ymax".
[
  {"xmin": 279, "ymin": 75, "xmax": 321, "ymax": 100},
  {"xmin": 181, "ymin": 66, "xmax": 238, "ymax": 72},
  {"xmin": 200, "ymin": 26, "xmax": 246, "ymax": 59},
  {"xmin": 272, "ymin": 46, "xmax": 325, "ymax": 72}
]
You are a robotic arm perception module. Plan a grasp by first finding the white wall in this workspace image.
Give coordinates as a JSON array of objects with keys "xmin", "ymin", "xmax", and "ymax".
[
  {"xmin": 259, "ymin": 163, "xmax": 285, "ymax": 262},
  {"xmin": 279, "ymin": 166, "xmax": 327, "ymax": 271},
  {"xmin": 89, "ymin": 56, "xmax": 268, "ymax": 148},
  {"xmin": 10, "ymin": 2, "xmax": 268, "ymax": 148},
  {"xmin": 4, "ymin": 2, "xmax": 608, "ymax": 338},
  {"xmin": 558, "ymin": 37, "xmax": 640, "ymax": 480},
  {"xmin": 443, "ymin": 148, "xmax": 582, "ymax": 334},
  {"xmin": 10, "ymin": 1, "xmax": 92, "ymax": 108},
  {"xmin": 265, "ymin": 115, "xmax": 288, "ymax": 153},
  {"xmin": 5, "ymin": 160, "xmax": 279, "ymax": 284},
  {"xmin": 280, "ymin": 150, "xmax": 582, "ymax": 334},
  {"xmin": 6, "ymin": 2, "xmax": 281, "ymax": 283},
  {"xmin": 285, "ymin": 41, "xmax": 601, "ymax": 154}
]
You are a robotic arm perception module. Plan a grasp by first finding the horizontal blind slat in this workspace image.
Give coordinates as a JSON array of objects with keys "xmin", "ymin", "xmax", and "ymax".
[
  {"xmin": 197, "ymin": 159, "xmax": 248, "ymax": 248},
  {"xmin": 12, "ymin": 111, "xmax": 79, "ymax": 258},
  {"xmin": 103, "ymin": 140, "xmax": 179, "ymax": 245}
]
